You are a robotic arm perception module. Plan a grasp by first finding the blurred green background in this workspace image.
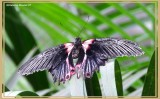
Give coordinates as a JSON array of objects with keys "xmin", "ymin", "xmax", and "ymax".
[{"xmin": 3, "ymin": 2, "xmax": 156, "ymax": 97}]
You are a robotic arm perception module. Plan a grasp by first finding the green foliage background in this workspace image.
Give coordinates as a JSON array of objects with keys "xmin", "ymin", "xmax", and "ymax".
[{"xmin": 3, "ymin": 2, "xmax": 157, "ymax": 97}]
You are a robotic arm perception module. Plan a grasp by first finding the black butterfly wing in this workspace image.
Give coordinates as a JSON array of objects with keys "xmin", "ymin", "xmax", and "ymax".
[
  {"xmin": 91, "ymin": 38, "xmax": 144, "ymax": 58},
  {"xmin": 49, "ymin": 43, "xmax": 75, "ymax": 84},
  {"xmin": 76, "ymin": 38, "xmax": 144, "ymax": 78},
  {"xmin": 18, "ymin": 43, "xmax": 75, "ymax": 84}
]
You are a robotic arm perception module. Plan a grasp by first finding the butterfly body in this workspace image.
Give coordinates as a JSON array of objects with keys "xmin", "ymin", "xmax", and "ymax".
[
  {"xmin": 70, "ymin": 37, "xmax": 82, "ymax": 59},
  {"xmin": 18, "ymin": 37, "xmax": 144, "ymax": 84}
]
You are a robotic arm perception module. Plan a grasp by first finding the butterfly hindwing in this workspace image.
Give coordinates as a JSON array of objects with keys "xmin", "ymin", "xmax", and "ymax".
[
  {"xmin": 76, "ymin": 39, "xmax": 105, "ymax": 78},
  {"xmin": 49, "ymin": 46, "xmax": 75, "ymax": 84}
]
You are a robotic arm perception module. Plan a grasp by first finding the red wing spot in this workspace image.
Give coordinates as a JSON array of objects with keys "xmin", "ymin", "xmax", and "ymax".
[
  {"xmin": 86, "ymin": 73, "xmax": 91, "ymax": 78},
  {"xmin": 70, "ymin": 69, "xmax": 75, "ymax": 75},
  {"xmin": 66, "ymin": 75, "xmax": 70, "ymax": 80},
  {"xmin": 60, "ymin": 78, "xmax": 64, "ymax": 82},
  {"xmin": 71, "ymin": 69, "xmax": 75, "ymax": 72}
]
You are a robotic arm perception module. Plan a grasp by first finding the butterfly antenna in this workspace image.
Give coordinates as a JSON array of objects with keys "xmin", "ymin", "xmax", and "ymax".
[{"xmin": 77, "ymin": 16, "xmax": 90, "ymax": 37}]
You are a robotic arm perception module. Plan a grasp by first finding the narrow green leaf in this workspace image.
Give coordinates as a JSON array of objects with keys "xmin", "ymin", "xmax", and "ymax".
[
  {"xmin": 110, "ymin": 3, "xmax": 154, "ymax": 40},
  {"xmin": 18, "ymin": 7, "xmax": 69, "ymax": 43},
  {"xmin": 114, "ymin": 60, "xmax": 123, "ymax": 96},
  {"xmin": 128, "ymin": 87, "xmax": 143, "ymax": 96},
  {"xmin": 17, "ymin": 91, "xmax": 39, "ymax": 96},
  {"xmin": 49, "ymin": 3, "xmax": 107, "ymax": 38},
  {"xmin": 123, "ymin": 68, "xmax": 147, "ymax": 91},
  {"xmin": 142, "ymin": 51, "xmax": 155, "ymax": 96},
  {"xmin": 85, "ymin": 72, "xmax": 102, "ymax": 96},
  {"xmin": 73, "ymin": 3, "xmax": 131, "ymax": 39},
  {"xmin": 136, "ymin": 3, "xmax": 155, "ymax": 22},
  {"xmin": 6, "ymin": 47, "xmax": 37, "ymax": 90},
  {"xmin": 27, "ymin": 4, "xmax": 78, "ymax": 36},
  {"xmin": 4, "ymin": 91, "xmax": 22, "ymax": 96},
  {"xmin": 5, "ymin": 5, "xmax": 36, "ymax": 64}
]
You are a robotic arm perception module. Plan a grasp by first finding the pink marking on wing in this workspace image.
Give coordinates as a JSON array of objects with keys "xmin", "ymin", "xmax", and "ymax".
[
  {"xmin": 82, "ymin": 39, "xmax": 94, "ymax": 51},
  {"xmin": 83, "ymin": 39, "xmax": 94, "ymax": 45},
  {"xmin": 70, "ymin": 71, "xmax": 75, "ymax": 76},
  {"xmin": 66, "ymin": 57, "xmax": 70, "ymax": 67},
  {"xmin": 76, "ymin": 64, "xmax": 81, "ymax": 69},
  {"xmin": 66, "ymin": 57, "xmax": 75, "ymax": 76},
  {"xmin": 76, "ymin": 55, "xmax": 87, "ymax": 79},
  {"xmin": 70, "ymin": 67, "xmax": 75, "ymax": 75},
  {"xmin": 70, "ymin": 67, "xmax": 75, "ymax": 70},
  {"xmin": 64, "ymin": 43, "xmax": 73, "ymax": 48},
  {"xmin": 64, "ymin": 43, "xmax": 74, "ymax": 53},
  {"xmin": 82, "ymin": 54, "xmax": 87, "ymax": 65}
]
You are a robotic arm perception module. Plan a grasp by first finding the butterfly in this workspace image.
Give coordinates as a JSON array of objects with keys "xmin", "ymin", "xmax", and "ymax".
[{"xmin": 18, "ymin": 37, "xmax": 144, "ymax": 84}]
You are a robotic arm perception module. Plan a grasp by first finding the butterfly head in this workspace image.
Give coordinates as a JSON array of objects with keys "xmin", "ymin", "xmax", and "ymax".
[
  {"xmin": 75, "ymin": 37, "xmax": 81, "ymax": 42},
  {"xmin": 75, "ymin": 37, "xmax": 82, "ymax": 45}
]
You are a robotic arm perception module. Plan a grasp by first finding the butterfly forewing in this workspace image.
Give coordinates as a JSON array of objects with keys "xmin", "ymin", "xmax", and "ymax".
[
  {"xmin": 18, "ymin": 45, "xmax": 64, "ymax": 75},
  {"xmin": 18, "ymin": 43, "xmax": 75, "ymax": 84}
]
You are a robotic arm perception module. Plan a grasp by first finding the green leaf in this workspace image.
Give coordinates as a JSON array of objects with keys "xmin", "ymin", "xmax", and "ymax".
[
  {"xmin": 73, "ymin": 3, "xmax": 131, "ymax": 39},
  {"xmin": 6, "ymin": 47, "xmax": 37, "ymax": 90},
  {"xmin": 17, "ymin": 91, "xmax": 39, "ymax": 96},
  {"xmin": 110, "ymin": 3, "xmax": 154, "ymax": 40},
  {"xmin": 5, "ymin": 5, "xmax": 50, "ymax": 91},
  {"xmin": 3, "ymin": 84, "xmax": 10, "ymax": 92},
  {"xmin": 114, "ymin": 60, "xmax": 123, "ymax": 96},
  {"xmin": 85, "ymin": 72, "xmax": 102, "ymax": 96},
  {"xmin": 142, "ymin": 51, "xmax": 155, "ymax": 96},
  {"xmin": 18, "ymin": 6, "xmax": 70, "ymax": 43},
  {"xmin": 123, "ymin": 68, "xmax": 147, "ymax": 91},
  {"xmin": 136, "ymin": 3, "xmax": 155, "ymax": 22}
]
